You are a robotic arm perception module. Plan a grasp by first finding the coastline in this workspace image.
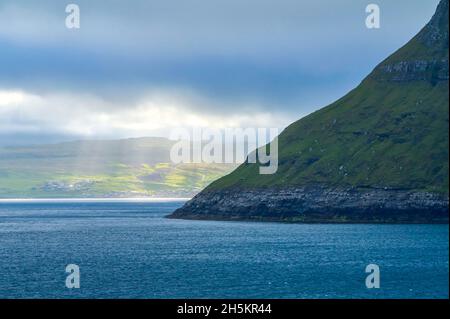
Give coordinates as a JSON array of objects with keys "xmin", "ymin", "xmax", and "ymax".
[
  {"xmin": 166, "ymin": 213, "xmax": 450, "ymax": 224},
  {"xmin": 0, "ymin": 197, "xmax": 191, "ymax": 203},
  {"xmin": 168, "ymin": 186, "xmax": 449, "ymax": 224}
]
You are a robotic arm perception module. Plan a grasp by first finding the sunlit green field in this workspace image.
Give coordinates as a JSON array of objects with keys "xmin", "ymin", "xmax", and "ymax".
[{"xmin": 0, "ymin": 138, "xmax": 236, "ymax": 198}]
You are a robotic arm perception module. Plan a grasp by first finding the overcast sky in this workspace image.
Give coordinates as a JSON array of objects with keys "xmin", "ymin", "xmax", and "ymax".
[{"xmin": 0, "ymin": 0, "xmax": 441, "ymax": 145}]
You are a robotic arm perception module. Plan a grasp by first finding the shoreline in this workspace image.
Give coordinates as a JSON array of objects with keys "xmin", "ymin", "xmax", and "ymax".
[
  {"xmin": 166, "ymin": 214, "xmax": 450, "ymax": 225},
  {"xmin": 169, "ymin": 186, "xmax": 449, "ymax": 224},
  {"xmin": 0, "ymin": 197, "xmax": 191, "ymax": 203}
]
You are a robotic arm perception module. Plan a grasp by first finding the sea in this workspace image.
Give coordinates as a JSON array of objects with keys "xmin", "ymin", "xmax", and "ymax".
[{"xmin": 0, "ymin": 199, "xmax": 448, "ymax": 299}]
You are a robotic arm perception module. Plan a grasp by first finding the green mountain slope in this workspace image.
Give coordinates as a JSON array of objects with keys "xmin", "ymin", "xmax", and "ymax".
[
  {"xmin": 170, "ymin": 0, "xmax": 449, "ymax": 223},
  {"xmin": 0, "ymin": 137, "xmax": 236, "ymax": 198}
]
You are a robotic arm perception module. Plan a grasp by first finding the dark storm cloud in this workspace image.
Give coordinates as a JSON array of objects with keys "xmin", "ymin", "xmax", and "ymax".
[{"xmin": 0, "ymin": 0, "xmax": 441, "ymax": 144}]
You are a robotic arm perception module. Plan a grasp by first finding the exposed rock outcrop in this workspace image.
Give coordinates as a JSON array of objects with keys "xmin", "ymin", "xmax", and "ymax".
[{"xmin": 169, "ymin": 187, "xmax": 449, "ymax": 223}]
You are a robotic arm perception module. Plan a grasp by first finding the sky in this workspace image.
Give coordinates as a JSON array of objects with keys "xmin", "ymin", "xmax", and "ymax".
[{"xmin": 0, "ymin": 0, "xmax": 441, "ymax": 146}]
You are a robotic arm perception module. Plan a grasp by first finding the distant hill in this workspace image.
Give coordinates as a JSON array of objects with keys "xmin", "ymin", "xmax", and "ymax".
[
  {"xmin": 170, "ymin": 0, "xmax": 449, "ymax": 223},
  {"xmin": 0, "ymin": 137, "xmax": 236, "ymax": 198}
]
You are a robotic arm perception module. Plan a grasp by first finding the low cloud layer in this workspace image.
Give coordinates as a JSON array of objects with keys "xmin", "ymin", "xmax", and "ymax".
[
  {"xmin": 0, "ymin": 89, "xmax": 290, "ymax": 145},
  {"xmin": 0, "ymin": 0, "xmax": 440, "ymax": 145}
]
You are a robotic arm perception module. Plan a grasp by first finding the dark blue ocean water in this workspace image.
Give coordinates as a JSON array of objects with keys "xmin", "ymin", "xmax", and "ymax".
[{"xmin": 0, "ymin": 200, "xmax": 448, "ymax": 299}]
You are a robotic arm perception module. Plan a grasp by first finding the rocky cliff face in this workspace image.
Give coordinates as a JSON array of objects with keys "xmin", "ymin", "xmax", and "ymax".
[
  {"xmin": 168, "ymin": 0, "xmax": 449, "ymax": 223},
  {"xmin": 375, "ymin": 59, "xmax": 448, "ymax": 82},
  {"xmin": 370, "ymin": 0, "xmax": 448, "ymax": 83},
  {"xmin": 417, "ymin": 0, "xmax": 449, "ymax": 48},
  {"xmin": 169, "ymin": 187, "xmax": 448, "ymax": 223}
]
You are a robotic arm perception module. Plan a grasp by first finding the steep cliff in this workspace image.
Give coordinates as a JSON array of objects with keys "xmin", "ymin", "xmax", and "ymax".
[{"xmin": 169, "ymin": 0, "xmax": 449, "ymax": 223}]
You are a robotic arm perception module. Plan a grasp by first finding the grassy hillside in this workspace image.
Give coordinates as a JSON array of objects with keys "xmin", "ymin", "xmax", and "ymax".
[
  {"xmin": 206, "ymin": 0, "xmax": 449, "ymax": 195},
  {"xmin": 0, "ymin": 137, "xmax": 236, "ymax": 198}
]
